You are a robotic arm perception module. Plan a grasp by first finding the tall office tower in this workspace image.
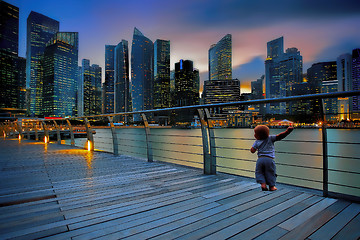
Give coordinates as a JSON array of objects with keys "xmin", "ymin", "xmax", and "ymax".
[
  {"xmin": 173, "ymin": 59, "xmax": 199, "ymax": 123},
  {"xmin": 104, "ymin": 45, "xmax": 115, "ymax": 114},
  {"xmin": 78, "ymin": 59, "xmax": 102, "ymax": 116},
  {"xmin": 352, "ymin": 49, "xmax": 360, "ymax": 118},
  {"xmin": 27, "ymin": 11, "xmax": 59, "ymax": 116},
  {"xmin": 114, "ymin": 40, "xmax": 130, "ymax": 118},
  {"xmin": 0, "ymin": 0, "xmax": 19, "ymax": 55},
  {"xmin": 265, "ymin": 37, "xmax": 302, "ymax": 114},
  {"xmin": 307, "ymin": 61, "xmax": 338, "ymax": 121},
  {"xmin": 337, "ymin": 53, "xmax": 352, "ymax": 120},
  {"xmin": 174, "ymin": 60, "xmax": 199, "ymax": 107},
  {"xmin": 208, "ymin": 34, "xmax": 232, "ymax": 80},
  {"xmin": 42, "ymin": 32, "xmax": 78, "ymax": 117},
  {"xmin": 250, "ymin": 75, "xmax": 265, "ymax": 114},
  {"xmin": 0, "ymin": 1, "xmax": 18, "ymax": 109},
  {"xmin": 153, "ymin": 39, "xmax": 170, "ymax": 109},
  {"xmin": 131, "ymin": 28, "xmax": 153, "ymax": 121}
]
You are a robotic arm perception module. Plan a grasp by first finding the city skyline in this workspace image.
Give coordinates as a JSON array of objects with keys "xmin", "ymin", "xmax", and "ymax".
[{"xmin": 9, "ymin": 0, "xmax": 360, "ymax": 92}]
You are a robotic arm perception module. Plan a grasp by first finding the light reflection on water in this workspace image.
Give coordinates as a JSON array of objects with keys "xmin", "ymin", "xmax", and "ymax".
[{"xmin": 64, "ymin": 127, "xmax": 360, "ymax": 197}]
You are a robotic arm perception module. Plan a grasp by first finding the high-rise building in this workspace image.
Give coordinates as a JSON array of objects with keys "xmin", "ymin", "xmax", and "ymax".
[
  {"xmin": 153, "ymin": 39, "xmax": 170, "ymax": 109},
  {"xmin": 352, "ymin": 49, "xmax": 360, "ymax": 118},
  {"xmin": 78, "ymin": 59, "xmax": 102, "ymax": 116},
  {"xmin": 26, "ymin": 11, "xmax": 59, "ymax": 116},
  {"xmin": 104, "ymin": 45, "xmax": 115, "ymax": 114},
  {"xmin": 114, "ymin": 40, "xmax": 130, "ymax": 117},
  {"xmin": 265, "ymin": 37, "xmax": 303, "ymax": 114},
  {"xmin": 337, "ymin": 53, "xmax": 352, "ymax": 120},
  {"xmin": 174, "ymin": 60, "xmax": 199, "ymax": 107},
  {"xmin": 173, "ymin": 59, "xmax": 199, "ymax": 124},
  {"xmin": 308, "ymin": 61, "xmax": 337, "ymax": 121},
  {"xmin": 0, "ymin": 0, "xmax": 19, "ymax": 55},
  {"xmin": 42, "ymin": 32, "xmax": 78, "ymax": 117},
  {"xmin": 131, "ymin": 28, "xmax": 153, "ymax": 121},
  {"xmin": 208, "ymin": 34, "xmax": 232, "ymax": 80},
  {"xmin": 0, "ymin": 1, "xmax": 26, "ymax": 112},
  {"xmin": 250, "ymin": 75, "xmax": 265, "ymax": 114}
]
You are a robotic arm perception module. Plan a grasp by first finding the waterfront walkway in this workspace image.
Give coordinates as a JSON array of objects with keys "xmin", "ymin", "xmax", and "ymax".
[{"xmin": 0, "ymin": 139, "xmax": 359, "ymax": 240}]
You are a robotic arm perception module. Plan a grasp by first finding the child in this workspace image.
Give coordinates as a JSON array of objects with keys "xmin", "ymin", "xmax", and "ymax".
[{"xmin": 250, "ymin": 125, "xmax": 293, "ymax": 191}]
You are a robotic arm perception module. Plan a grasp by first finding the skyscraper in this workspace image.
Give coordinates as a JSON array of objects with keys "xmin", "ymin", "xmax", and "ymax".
[
  {"xmin": 131, "ymin": 27, "xmax": 153, "ymax": 121},
  {"xmin": 307, "ymin": 61, "xmax": 337, "ymax": 121},
  {"xmin": 208, "ymin": 34, "xmax": 232, "ymax": 80},
  {"xmin": 0, "ymin": 1, "xmax": 26, "ymax": 111},
  {"xmin": 265, "ymin": 37, "xmax": 303, "ymax": 114},
  {"xmin": 78, "ymin": 59, "xmax": 102, "ymax": 116},
  {"xmin": 337, "ymin": 53, "xmax": 352, "ymax": 120},
  {"xmin": 352, "ymin": 49, "xmax": 360, "ymax": 117},
  {"xmin": 42, "ymin": 32, "xmax": 78, "ymax": 117},
  {"xmin": 114, "ymin": 40, "xmax": 130, "ymax": 117},
  {"xmin": 27, "ymin": 11, "xmax": 59, "ymax": 116},
  {"xmin": 153, "ymin": 39, "xmax": 170, "ymax": 109},
  {"xmin": 104, "ymin": 45, "xmax": 115, "ymax": 114},
  {"xmin": 173, "ymin": 59, "xmax": 199, "ymax": 124},
  {"xmin": 0, "ymin": 0, "xmax": 19, "ymax": 55}
]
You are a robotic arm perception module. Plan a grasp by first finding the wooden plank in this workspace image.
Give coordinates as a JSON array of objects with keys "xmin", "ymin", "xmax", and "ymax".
[
  {"xmin": 253, "ymin": 226, "xmax": 288, "ymax": 240},
  {"xmin": 331, "ymin": 213, "xmax": 360, "ymax": 240},
  {"xmin": 278, "ymin": 197, "xmax": 337, "ymax": 231},
  {"xmin": 308, "ymin": 203, "xmax": 360, "ymax": 240},
  {"xmin": 200, "ymin": 193, "xmax": 311, "ymax": 240},
  {"xmin": 228, "ymin": 195, "xmax": 323, "ymax": 240},
  {"xmin": 278, "ymin": 200, "xmax": 350, "ymax": 240},
  {"xmin": 52, "ymin": 196, "xmax": 213, "ymax": 240},
  {"xmin": 177, "ymin": 190, "xmax": 298, "ymax": 240}
]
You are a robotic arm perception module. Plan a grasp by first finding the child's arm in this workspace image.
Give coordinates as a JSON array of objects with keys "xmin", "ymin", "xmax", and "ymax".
[
  {"xmin": 250, "ymin": 147, "xmax": 257, "ymax": 153},
  {"xmin": 276, "ymin": 127, "xmax": 293, "ymax": 141}
]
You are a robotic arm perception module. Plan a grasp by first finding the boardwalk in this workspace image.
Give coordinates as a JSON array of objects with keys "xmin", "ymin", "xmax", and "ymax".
[{"xmin": 0, "ymin": 139, "xmax": 359, "ymax": 240}]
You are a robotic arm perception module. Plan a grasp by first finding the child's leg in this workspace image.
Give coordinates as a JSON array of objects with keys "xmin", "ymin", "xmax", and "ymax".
[
  {"xmin": 264, "ymin": 159, "xmax": 277, "ymax": 190},
  {"xmin": 255, "ymin": 158, "xmax": 268, "ymax": 190}
]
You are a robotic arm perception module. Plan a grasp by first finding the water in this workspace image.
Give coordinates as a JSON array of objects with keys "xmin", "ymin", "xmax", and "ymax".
[{"xmin": 68, "ymin": 127, "xmax": 360, "ymax": 197}]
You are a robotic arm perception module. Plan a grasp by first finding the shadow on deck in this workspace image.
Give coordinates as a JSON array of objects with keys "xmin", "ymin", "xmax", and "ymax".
[{"xmin": 0, "ymin": 139, "xmax": 359, "ymax": 240}]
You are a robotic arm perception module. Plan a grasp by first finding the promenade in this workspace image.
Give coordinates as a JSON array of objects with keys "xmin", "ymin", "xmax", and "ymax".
[{"xmin": 0, "ymin": 139, "xmax": 359, "ymax": 240}]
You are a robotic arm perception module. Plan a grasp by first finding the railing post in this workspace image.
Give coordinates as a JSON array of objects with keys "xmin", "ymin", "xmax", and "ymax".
[
  {"xmin": 35, "ymin": 121, "xmax": 39, "ymax": 141},
  {"xmin": 84, "ymin": 118, "xmax": 94, "ymax": 151},
  {"xmin": 42, "ymin": 121, "xmax": 50, "ymax": 143},
  {"xmin": 320, "ymin": 99, "xmax": 328, "ymax": 197},
  {"xmin": 53, "ymin": 120, "xmax": 61, "ymax": 144},
  {"xmin": 26, "ymin": 121, "xmax": 30, "ymax": 139},
  {"xmin": 107, "ymin": 116, "xmax": 119, "ymax": 155},
  {"xmin": 141, "ymin": 113, "xmax": 153, "ymax": 162},
  {"xmin": 17, "ymin": 121, "xmax": 23, "ymax": 141},
  {"xmin": 198, "ymin": 108, "xmax": 216, "ymax": 175},
  {"xmin": 65, "ymin": 119, "xmax": 75, "ymax": 146}
]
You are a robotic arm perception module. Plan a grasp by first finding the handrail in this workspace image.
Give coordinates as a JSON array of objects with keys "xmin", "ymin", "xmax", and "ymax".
[{"xmin": 2, "ymin": 90, "xmax": 360, "ymax": 201}]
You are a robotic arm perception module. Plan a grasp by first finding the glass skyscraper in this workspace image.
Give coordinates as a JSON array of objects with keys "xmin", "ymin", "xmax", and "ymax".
[
  {"xmin": 105, "ymin": 45, "xmax": 115, "ymax": 114},
  {"xmin": 337, "ymin": 53, "xmax": 352, "ymax": 120},
  {"xmin": 265, "ymin": 37, "xmax": 303, "ymax": 114},
  {"xmin": 26, "ymin": 11, "xmax": 59, "ymax": 116},
  {"xmin": 42, "ymin": 32, "xmax": 78, "ymax": 117},
  {"xmin": 0, "ymin": 0, "xmax": 19, "ymax": 55},
  {"xmin": 131, "ymin": 27, "xmax": 153, "ymax": 121},
  {"xmin": 208, "ymin": 34, "xmax": 232, "ymax": 80},
  {"xmin": 114, "ymin": 40, "xmax": 130, "ymax": 117},
  {"xmin": 78, "ymin": 59, "xmax": 102, "ymax": 116},
  {"xmin": 153, "ymin": 39, "xmax": 170, "ymax": 109},
  {"xmin": 0, "ymin": 0, "xmax": 24, "ymax": 110},
  {"xmin": 352, "ymin": 49, "xmax": 360, "ymax": 116}
]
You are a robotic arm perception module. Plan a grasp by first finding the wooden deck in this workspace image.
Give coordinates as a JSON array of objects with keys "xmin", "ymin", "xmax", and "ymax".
[{"xmin": 0, "ymin": 139, "xmax": 359, "ymax": 240}]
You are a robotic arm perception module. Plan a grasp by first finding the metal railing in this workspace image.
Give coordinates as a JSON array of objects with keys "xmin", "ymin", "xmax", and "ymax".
[{"xmin": 1, "ymin": 90, "xmax": 360, "ymax": 201}]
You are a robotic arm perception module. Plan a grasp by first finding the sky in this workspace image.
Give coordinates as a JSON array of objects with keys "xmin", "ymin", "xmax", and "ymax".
[{"xmin": 9, "ymin": 0, "xmax": 360, "ymax": 93}]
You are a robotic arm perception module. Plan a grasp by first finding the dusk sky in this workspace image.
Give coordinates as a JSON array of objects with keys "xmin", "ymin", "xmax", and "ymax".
[{"xmin": 11, "ymin": 0, "xmax": 360, "ymax": 92}]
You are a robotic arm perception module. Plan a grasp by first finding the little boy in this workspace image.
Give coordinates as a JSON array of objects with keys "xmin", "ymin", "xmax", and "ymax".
[{"xmin": 250, "ymin": 125, "xmax": 293, "ymax": 191}]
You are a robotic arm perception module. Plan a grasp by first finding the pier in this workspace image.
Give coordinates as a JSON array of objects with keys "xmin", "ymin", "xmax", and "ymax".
[{"xmin": 0, "ymin": 138, "xmax": 359, "ymax": 240}]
